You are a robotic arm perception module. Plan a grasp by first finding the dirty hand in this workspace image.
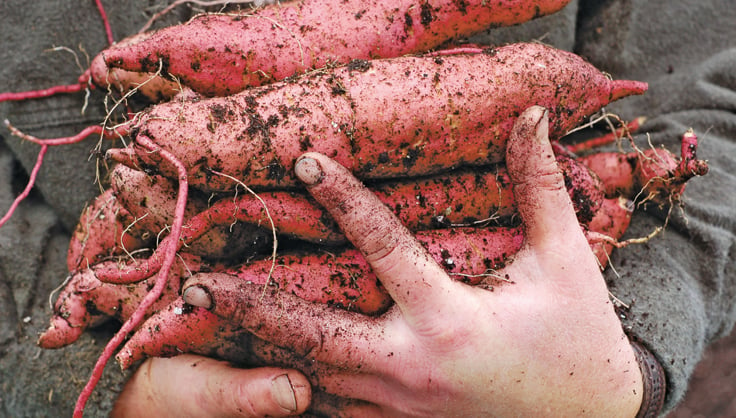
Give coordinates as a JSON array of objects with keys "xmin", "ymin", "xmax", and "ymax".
[{"xmin": 182, "ymin": 106, "xmax": 644, "ymax": 416}]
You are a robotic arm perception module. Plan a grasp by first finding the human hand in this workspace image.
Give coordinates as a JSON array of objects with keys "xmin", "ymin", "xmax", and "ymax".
[
  {"xmin": 112, "ymin": 354, "xmax": 311, "ymax": 417},
  {"xmin": 182, "ymin": 106, "xmax": 644, "ymax": 416}
]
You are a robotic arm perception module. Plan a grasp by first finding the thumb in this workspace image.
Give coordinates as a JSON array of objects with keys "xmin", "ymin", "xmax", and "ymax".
[
  {"xmin": 506, "ymin": 106, "xmax": 584, "ymax": 250},
  {"xmin": 112, "ymin": 355, "xmax": 311, "ymax": 417}
]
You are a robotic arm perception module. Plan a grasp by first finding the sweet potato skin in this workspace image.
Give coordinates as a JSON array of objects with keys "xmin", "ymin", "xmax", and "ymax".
[
  {"xmin": 111, "ymin": 43, "xmax": 646, "ymax": 192},
  {"xmin": 38, "ymin": 255, "xmax": 198, "ymax": 349},
  {"xmin": 92, "ymin": 0, "xmax": 573, "ymax": 97},
  {"xmin": 579, "ymin": 130, "xmax": 708, "ymax": 205},
  {"xmin": 110, "ymin": 164, "xmax": 271, "ymax": 261},
  {"xmin": 67, "ymin": 189, "xmax": 147, "ymax": 272}
]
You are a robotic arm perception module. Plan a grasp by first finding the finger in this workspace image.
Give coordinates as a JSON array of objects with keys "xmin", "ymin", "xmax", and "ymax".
[
  {"xmin": 112, "ymin": 355, "xmax": 311, "ymax": 418},
  {"xmin": 505, "ymin": 106, "xmax": 590, "ymax": 251},
  {"xmin": 247, "ymin": 337, "xmax": 390, "ymax": 417},
  {"xmin": 293, "ymin": 152, "xmax": 456, "ymax": 318},
  {"xmin": 309, "ymin": 391, "xmax": 382, "ymax": 418},
  {"xmin": 182, "ymin": 272, "xmax": 387, "ymax": 371},
  {"xmin": 314, "ymin": 371, "xmax": 430, "ymax": 417},
  {"xmin": 317, "ymin": 371, "xmax": 403, "ymax": 408}
]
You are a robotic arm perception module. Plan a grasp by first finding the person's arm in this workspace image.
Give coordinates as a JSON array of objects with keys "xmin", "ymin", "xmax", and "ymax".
[{"xmin": 183, "ymin": 106, "xmax": 645, "ymax": 416}]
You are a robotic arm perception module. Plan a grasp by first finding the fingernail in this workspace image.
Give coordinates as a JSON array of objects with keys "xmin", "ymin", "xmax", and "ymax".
[
  {"xmin": 271, "ymin": 374, "xmax": 297, "ymax": 412},
  {"xmin": 182, "ymin": 286, "xmax": 212, "ymax": 309},
  {"xmin": 294, "ymin": 157, "xmax": 323, "ymax": 186}
]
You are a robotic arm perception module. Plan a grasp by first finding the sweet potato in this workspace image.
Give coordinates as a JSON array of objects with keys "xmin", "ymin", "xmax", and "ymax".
[
  {"xmin": 42, "ymin": 224, "xmax": 520, "ymax": 360},
  {"xmin": 115, "ymin": 225, "xmax": 523, "ymax": 367},
  {"xmin": 110, "ymin": 164, "xmax": 272, "ymax": 261},
  {"xmin": 1, "ymin": 0, "xmax": 572, "ymax": 104},
  {"xmin": 38, "ymin": 255, "xmax": 199, "ymax": 350},
  {"xmin": 92, "ymin": 0, "xmax": 573, "ymax": 98},
  {"xmin": 585, "ymin": 196, "xmax": 633, "ymax": 265},
  {"xmin": 115, "ymin": 299, "xmax": 251, "ymax": 369},
  {"xmin": 67, "ymin": 189, "xmax": 149, "ymax": 272},
  {"xmin": 97, "ymin": 43, "xmax": 647, "ymax": 193},
  {"xmin": 579, "ymin": 130, "xmax": 708, "ymax": 206},
  {"xmin": 114, "ymin": 191, "xmax": 637, "ymax": 368}
]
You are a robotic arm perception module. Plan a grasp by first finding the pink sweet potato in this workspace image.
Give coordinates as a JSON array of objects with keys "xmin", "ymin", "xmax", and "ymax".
[
  {"xmin": 585, "ymin": 196, "xmax": 633, "ymax": 266},
  {"xmin": 579, "ymin": 130, "xmax": 708, "ymax": 206},
  {"xmin": 99, "ymin": 43, "xmax": 647, "ymax": 193},
  {"xmin": 38, "ymin": 255, "xmax": 200, "ymax": 349},
  {"xmin": 67, "ymin": 189, "xmax": 148, "ymax": 272},
  {"xmin": 115, "ymin": 190, "xmax": 637, "ymax": 368},
  {"xmin": 115, "ymin": 225, "xmax": 523, "ymax": 367},
  {"xmin": 110, "ymin": 164, "xmax": 271, "ymax": 261},
  {"xmin": 93, "ymin": 0, "xmax": 572, "ymax": 98}
]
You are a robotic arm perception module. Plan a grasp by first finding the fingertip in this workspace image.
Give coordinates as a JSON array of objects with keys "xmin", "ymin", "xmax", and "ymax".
[
  {"xmin": 228, "ymin": 368, "xmax": 312, "ymax": 417},
  {"xmin": 270, "ymin": 371, "xmax": 312, "ymax": 415},
  {"xmin": 507, "ymin": 106, "xmax": 580, "ymax": 247},
  {"xmin": 508, "ymin": 105, "xmax": 549, "ymax": 153},
  {"xmin": 182, "ymin": 285, "xmax": 212, "ymax": 309},
  {"xmin": 294, "ymin": 154, "xmax": 324, "ymax": 186}
]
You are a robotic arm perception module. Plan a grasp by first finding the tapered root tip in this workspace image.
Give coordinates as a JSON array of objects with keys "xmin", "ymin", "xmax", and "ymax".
[
  {"xmin": 610, "ymin": 80, "xmax": 649, "ymax": 101},
  {"xmin": 37, "ymin": 317, "xmax": 84, "ymax": 349},
  {"xmin": 679, "ymin": 130, "xmax": 709, "ymax": 178}
]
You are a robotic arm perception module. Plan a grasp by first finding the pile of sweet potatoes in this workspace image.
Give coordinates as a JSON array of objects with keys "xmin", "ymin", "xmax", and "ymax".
[{"xmin": 1, "ymin": 1, "xmax": 708, "ymax": 416}]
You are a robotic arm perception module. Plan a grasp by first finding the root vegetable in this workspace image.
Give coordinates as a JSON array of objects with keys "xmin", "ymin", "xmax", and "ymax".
[
  {"xmin": 96, "ymin": 43, "xmax": 646, "ymax": 192},
  {"xmin": 115, "ymin": 225, "xmax": 523, "ymax": 367},
  {"xmin": 38, "ymin": 255, "xmax": 199, "ymax": 349},
  {"xmin": 110, "ymin": 164, "xmax": 272, "ymax": 261},
  {"xmin": 2, "ymin": 0, "xmax": 572, "ymax": 104},
  {"xmin": 115, "ymin": 190, "xmax": 637, "ymax": 368},
  {"xmin": 586, "ymin": 196, "xmax": 633, "ymax": 266},
  {"xmin": 67, "ymin": 189, "xmax": 148, "ymax": 272},
  {"xmin": 93, "ymin": 0, "xmax": 572, "ymax": 97},
  {"xmin": 579, "ymin": 129, "xmax": 709, "ymax": 206},
  {"xmin": 13, "ymin": 44, "xmax": 646, "ymax": 196}
]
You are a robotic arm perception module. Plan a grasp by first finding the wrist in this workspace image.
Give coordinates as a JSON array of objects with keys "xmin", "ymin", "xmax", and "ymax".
[{"xmin": 631, "ymin": 341, "xmax": 666, "ymax": 418}]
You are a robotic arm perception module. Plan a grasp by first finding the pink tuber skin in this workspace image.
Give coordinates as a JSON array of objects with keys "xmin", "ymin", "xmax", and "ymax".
[
  {"xmin": 95, "ymin": 153, "xmax": 604, "ymax": 285},
  {"xmin": 585, "ymin": 196, "xmax": 634, "ymax": 265},
  {"xmin": 92, "ymin": 0, "xmax": 573, "ymax": 97},
  {"xmin": 38, "ymin": 255, "xmax": 199, "ymax": 350},
  {"xmin": 67, "ymin": 189, "xmax": 149, "ymax": 272},
  {"xmin": 115, "ymin": 192, "xmax": 636, "ymax": 369},
  {"xmin": 96, "ymin": 43, "xmax": 648, "ymax": 192},
  {"xmin": 8, "ymin": 44, "xmax": 647, "ymax": 195},
  {"xmin": 579, "ymin": 129, "xmax": 709, "ymax": 205},
  {"xmin": 110, "ymin": 164, "xmax": 271, "ymax": 261},
  {"xmin": 115, "ymin": 225, "xmax": 525, "ymax": 368}
]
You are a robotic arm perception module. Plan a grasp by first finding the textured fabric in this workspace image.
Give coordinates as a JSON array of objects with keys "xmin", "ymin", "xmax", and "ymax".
[
  {"xmin": 574, "ymin": 1, "xmax": 736, "ymax": 412},
  {"xmin": 0, "ymin": 1, "xmax": 188, "ymax": 416},
  {"xmin": 0, "ymin": 0, "xmax": 733, "ymax": 415}
]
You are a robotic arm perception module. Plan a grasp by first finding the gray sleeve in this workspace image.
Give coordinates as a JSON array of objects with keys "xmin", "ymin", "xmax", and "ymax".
[{"xmin": 575, "ymin": 0, "xmax": 736, "ymax": 412}]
